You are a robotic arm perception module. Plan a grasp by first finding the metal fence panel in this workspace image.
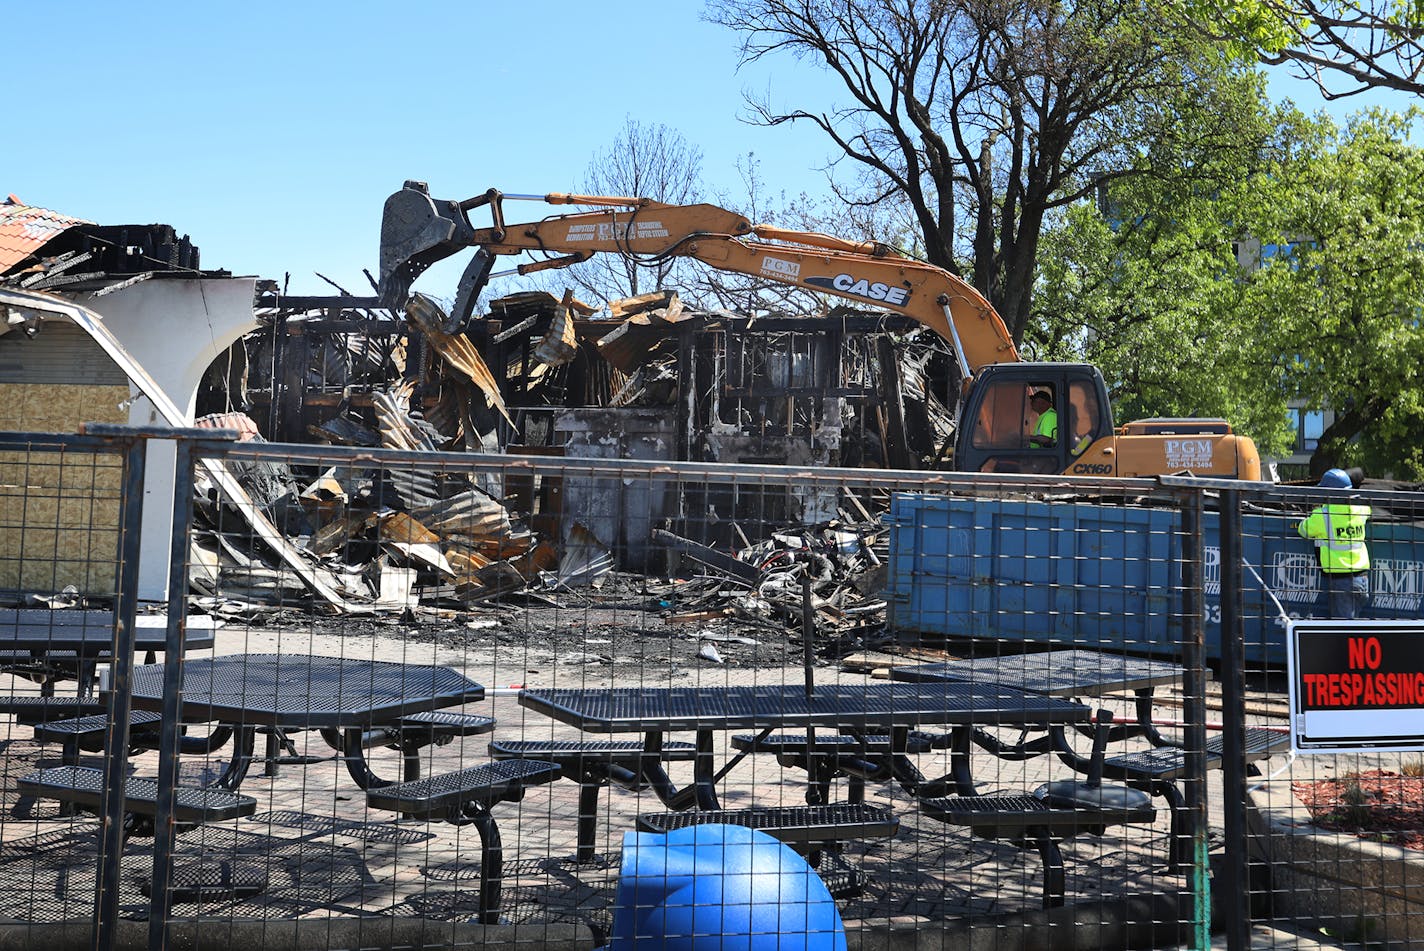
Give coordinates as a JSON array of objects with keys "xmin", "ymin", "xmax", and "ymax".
[{"xmin": 2, "ymin": 427, "xmax": 1420, "ymax": 950}]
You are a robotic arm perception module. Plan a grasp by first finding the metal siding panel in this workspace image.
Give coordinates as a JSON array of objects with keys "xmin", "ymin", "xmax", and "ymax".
[{"xmin": 0, "ymin": 322, "xmax": 129, "ymax": 385}]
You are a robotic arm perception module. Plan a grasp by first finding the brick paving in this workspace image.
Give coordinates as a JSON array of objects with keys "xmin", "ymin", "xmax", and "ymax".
[{"xmin": 0, "ymin": 624, "xmax": 1255, "ymax": 941}]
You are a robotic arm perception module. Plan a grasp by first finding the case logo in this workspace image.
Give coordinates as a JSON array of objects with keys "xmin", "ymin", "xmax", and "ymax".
[{"xmin": 805, "ymin": 273, "xmax": 911, "ymax": 306}]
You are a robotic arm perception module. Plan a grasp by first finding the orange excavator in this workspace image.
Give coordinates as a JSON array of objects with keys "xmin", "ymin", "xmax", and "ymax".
[{"xmin": 378, "ymin": 181, "xmax": 1262, "ymax": 479}]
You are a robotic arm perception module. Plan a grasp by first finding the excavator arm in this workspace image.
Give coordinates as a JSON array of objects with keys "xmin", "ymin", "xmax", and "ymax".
[
  {"xmin": 378, "ymin": 181, "xmax": 1019, "ymax": 373},
  {"xmin": 378, "ymin": 181, "xmax": 1265, "ymax": 480}
]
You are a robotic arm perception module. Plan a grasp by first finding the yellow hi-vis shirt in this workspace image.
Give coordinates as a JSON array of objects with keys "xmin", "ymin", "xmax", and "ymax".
[
  {"xmin": 1033, "ymin": 408, "xmax": 1057, "ymax": 443},
  {"xmin": 1297, "ymin": 502, "xmax": 1371, "ymax": 573}
]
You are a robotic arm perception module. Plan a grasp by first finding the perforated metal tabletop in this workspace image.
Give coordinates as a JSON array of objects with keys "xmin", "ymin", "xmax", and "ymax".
[
  {"xmin": 519, "ymin": 681, "xmax": 1090, "ymax": 733},
  {"xmin": 0, "ymin": 608, "xmax": 217, "ymax": 654},
  {"xmin": 889, "ymin": 649, "xmax": 1182, "ymax": 697},
  {"xmin": 129, "ymin": 654, "xmax": 485, "ymax": 728}
]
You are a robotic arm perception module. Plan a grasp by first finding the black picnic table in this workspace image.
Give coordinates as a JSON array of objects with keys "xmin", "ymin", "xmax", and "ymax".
[
  {"xmin": 889, "ymin": 649, "xmax": 1185, "ymax": 762},
  {"xmin": 519, "ymin": 681, "xmax": 1092, "ymax": 807},
  {"xmin": 0, "ymin": 609, "xmax": 218, "ymax": 696},
  {"xmin": 129, "ymin": 654, "xmax": 486, "ymax": 789}
]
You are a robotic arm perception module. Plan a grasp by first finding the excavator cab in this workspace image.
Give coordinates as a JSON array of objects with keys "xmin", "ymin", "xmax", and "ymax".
[{"xmin": 954, "ymin": 364, "xmax": 1115, "ymax": 475}]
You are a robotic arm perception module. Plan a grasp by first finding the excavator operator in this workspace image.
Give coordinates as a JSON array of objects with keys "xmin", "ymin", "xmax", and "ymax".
[{"xmin": 1028, "ymin": 390, "xmax": 1058, "ymax": 448}]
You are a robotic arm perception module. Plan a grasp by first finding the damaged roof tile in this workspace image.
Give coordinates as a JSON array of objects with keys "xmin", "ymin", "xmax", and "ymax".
[{"xmin": 0, "ymin": 196, "xmax": 90, "ymax": 272}]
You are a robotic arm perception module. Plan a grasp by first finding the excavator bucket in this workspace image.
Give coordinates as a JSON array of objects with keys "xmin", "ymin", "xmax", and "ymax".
[{"xmin": 378, "ymin": 181, "xmax": 478, "ymax": 308}]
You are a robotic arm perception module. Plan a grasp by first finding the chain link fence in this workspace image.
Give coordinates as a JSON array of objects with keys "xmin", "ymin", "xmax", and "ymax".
[{"xmin": 0, "ymin": 427, "xmax": 1421, "ymax": 950}]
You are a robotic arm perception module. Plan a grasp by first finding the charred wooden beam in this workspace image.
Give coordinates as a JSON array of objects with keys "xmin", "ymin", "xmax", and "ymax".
[
  {"xmin": 651, "ymin": 530, "xmax": 759, "ymax": 583},
  {"xmin": 255, "ymin": 294, "xmax": 384, "ymax": 310}
]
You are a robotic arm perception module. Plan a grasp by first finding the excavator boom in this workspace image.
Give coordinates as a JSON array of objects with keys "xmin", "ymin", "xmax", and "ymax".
[{"xmin": 378, "ymin": 182, "xmax": 1019, "ymax": 372}]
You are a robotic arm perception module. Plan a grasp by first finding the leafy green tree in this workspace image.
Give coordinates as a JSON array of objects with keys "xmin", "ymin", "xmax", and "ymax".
[
  {"xmin": 1035, "ymin": 106, "xmax": 1424, "ymax": 477},
  {"xmin": 1246, "ymin": 109, "xmax": 1424, "ymax": 477},
  {"xmin": 1179, "ymin": 0, "xmax": 1424, "ymax": 99}
]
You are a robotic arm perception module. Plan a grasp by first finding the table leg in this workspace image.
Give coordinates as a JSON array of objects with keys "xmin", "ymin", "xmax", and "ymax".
[
  {"xmin": 263, "ymin": 730, "xmax": 282, "ymax": 778},
  {"xmin": 636, "ymin": 731, "xmax": 684, "ymax": 809},
  {"xmin": 969, "ymin": 726, "xmax": 1056, "ymax": 759},
  {"xmin": 692, "ymin": 729, "xmax": 720, "ymax": 810},
  {"xmin": 176, "ymin": 725, "xmax": 235, "ymax": 756},
  {"xmin": 472, "ymin": 811, "xmax": 504, "ymax": 924},
  {"xmin": 907, "ymin": 727, "xmax": 976, "ymax": 798},
  {"xmin": 575, "ymin": 779, "xmax": 601, "ymax": 863},
  {"xmin": 340, "ymin": 728, "xmax": 393, "ymax": 790},
  {"xmin": 215, "ymin": 727, "xmax": 256, "ymax": 790},
  {"xmin": 76, "ymin": 659, "xmax": 97, "ymax": 699},
  {"xmin": 948, "ymin": 726, "xmax": 977, "ymax": 795},
  {"xmin": 446, "ymin": 804, "xmax": 504, "ymax": 924},
  {"xmin": 639, "ymin": 730, "xmax": 721, "ymax": 812},
  {"xmin": 1051, "ymin": 723, "xmax": 1097, "ymax": 775},
  {"xmin": 879, "ymin": 725, "xmax": 921, "ymax": 800},
  {"xmin": 1135, "ymin": 689, "xmax": 1170, "ymax": 747}
]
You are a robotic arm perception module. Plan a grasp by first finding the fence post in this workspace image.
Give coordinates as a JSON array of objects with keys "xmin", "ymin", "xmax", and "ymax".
[
  {"xmin": 1218, "ymin": 487, "xmax": 1250, "ymax": 950},
  {"xmin": 147, "ymin": 434, "xmax": 197, "ymax": 951},
  {"xmin": 1179, "ymin": 487, "xmax": 1212, "ymax": 949},
  {"xmin": 93, "ymin": 433, "xmax": 146, "ymax": 951}
]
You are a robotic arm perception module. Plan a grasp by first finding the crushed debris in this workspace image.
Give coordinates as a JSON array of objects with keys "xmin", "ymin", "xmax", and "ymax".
[
  {"xmin": 4, "ymin": 237, "xmax": 948, "ymax": 646},
  {"xmin": 169, "ymin": 286, "xmax": 942, "ymax": 637}
]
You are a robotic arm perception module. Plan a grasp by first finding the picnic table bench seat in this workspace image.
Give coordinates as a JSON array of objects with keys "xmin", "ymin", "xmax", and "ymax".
[
  {"xmin": 32, "ymin": 710, "xmax": 165, "ymax": 762},
  {"xmin": 919, "ymin": 790, "xmax": 1157, "ymax": 908},
  {"xmin": 1098, "ymin": 727, "xmax": 1288, "ymax": 868},
  {"xmin": 636, "ymin": 802, "xmax": 898, "ymax": 847},
  {"xmin": 0, "ymin": 696, "xmax": 108, "ymax": 724},
  {"xmin": 1100, "ymin": 727, "xmax": 1287, "ymax": 782},
  {"xmin": 730, "ymin": 731, "xmax": 945, "ymax": 803},
  {"xmin": 365, "ymin": 758, "xmax": 561, "ymax": 923},
  {"xmin": 244, "ymin": 711, "xmax": 494, "ymax": 789},
  {"xmin": 919, "ymin": 704, "xmax": 1156, "ymax": 907},
  {"xmin": 636, "ymin": 802, "xmax": 899, "ymax": 899},
  {"xmin": 729, "ymin": 731, "xmax": 944, "ymax": 755},
  {"xmin": 0, "ymin": 650, "xmax": 82, "ymax": 676},
  {"xmin": 490, "ymin": 738, "xmax": 699, "ymax": 769},
  {"xmin": 388, "ymin": 710, "xmax": 497, "ymax": 746},
  {"xmin": 28, "ymin": 708, "xmax": 495, "ymax": 769},
  {"xmin": 17, "ymin": 765, "xmax": 256, "ymax": 831},
  {"xmin": 30, "ymin": 706, "xmax": 497, "ymax": 789},
  {"xmin": 491, "ymin": 738, "xmax": 698, "ymax": 861},
  {"xmin": 327, "ymin": 710, "xmax": 498, "ymax": 754},
  {"xmin": 352, "ymin": 710, "xmax": 500, "ymax": 783}
]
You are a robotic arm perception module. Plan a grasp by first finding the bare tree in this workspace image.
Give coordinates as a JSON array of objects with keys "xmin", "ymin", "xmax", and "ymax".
[
  {"xmin": 707, "ymin": 0, "xmax": 1251, "ymax": 345},
  {"xmin": 687, "ymin": 152, "xmax": 838, "ymax": 315},
  {"xmin": 559, "ymin": 119, "xmax": 706, "ymax": 305}
]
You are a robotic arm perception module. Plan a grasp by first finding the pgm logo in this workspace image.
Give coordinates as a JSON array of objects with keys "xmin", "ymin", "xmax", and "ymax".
[
  {"xmin": 761, "ymin": 256, "xmax": 801, "ymax": 279},
  {"xmin": 1271, "ymin": 552, "xmax": 1323, "ymax": 603},
  {"xmin": 805, "ymin": 274, "xmax": 911, "ymax": 307},
  {"xmin": 564, "ymin": 220, "xmax": 670, "ymax": 242},
  {"xmin": 1164, "ymin": 439, "xmax": 1214, "ymax": 471},
  {"xmin": 1374, "ymin": 558, "xmax": 1423, "ymax": 612}
]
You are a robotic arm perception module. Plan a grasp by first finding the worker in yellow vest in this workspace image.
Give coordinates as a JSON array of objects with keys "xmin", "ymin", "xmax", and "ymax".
[
  {"xmin": 1297, "ymin": 468, "xmax": 1371, "ymax": 619},
  {"xmin": 1028, "ymin": 390, "xmax": 1057, "ymax": 447}
]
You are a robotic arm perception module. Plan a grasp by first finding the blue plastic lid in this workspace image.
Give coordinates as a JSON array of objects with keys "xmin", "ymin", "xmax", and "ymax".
[{"xmin": 609, "ymin": 823, "xmax": 847, "ymax": 951}]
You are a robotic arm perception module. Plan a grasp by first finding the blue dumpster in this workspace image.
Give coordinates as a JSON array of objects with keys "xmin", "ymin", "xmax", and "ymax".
[{"xmin": 885, "ymin": 494, "xmax": 1424, "ymax": 665}]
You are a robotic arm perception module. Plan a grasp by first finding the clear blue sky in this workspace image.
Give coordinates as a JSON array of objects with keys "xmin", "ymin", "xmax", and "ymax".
[{"xmin": 7, "ymin": 2, "xmax": 1416, "ymax": 299}]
